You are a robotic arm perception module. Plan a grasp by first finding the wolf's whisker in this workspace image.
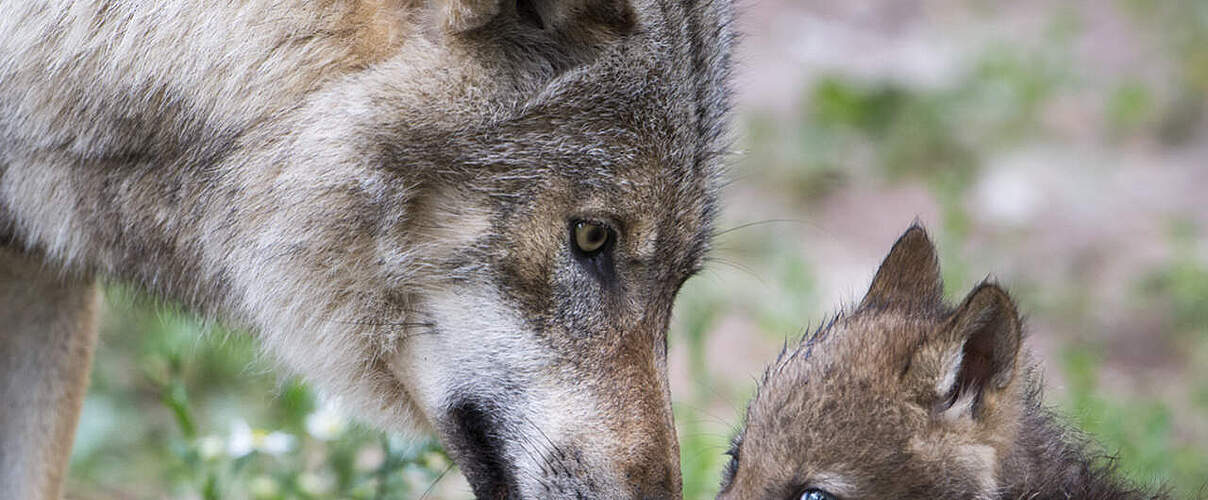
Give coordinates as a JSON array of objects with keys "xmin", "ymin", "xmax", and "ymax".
[
  {"xmin": 711, "ymin": 218, "xmax": 805, "ymax": 238},
  {"xmin": 703, "ymin": 256, "xmax": 766, "ymax": 285},
  {"xmin": 418, "ymin": 462, "xmax": 455, "ymax": 500}
]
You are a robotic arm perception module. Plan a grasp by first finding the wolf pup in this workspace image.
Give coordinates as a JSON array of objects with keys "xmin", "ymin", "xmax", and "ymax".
[
  {"xmin": 0, "ymin": 0, "xmax": 735, "ymax": 498},
  {"xmin": 717, "ymin": 226, "xmax": 1164, "ymax": 500}
]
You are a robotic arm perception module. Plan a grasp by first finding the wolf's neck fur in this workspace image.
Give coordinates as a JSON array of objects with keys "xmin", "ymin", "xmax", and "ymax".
[{"xmin": 999, "ymin": 379, "xmax": 1163, "ymax": 500}]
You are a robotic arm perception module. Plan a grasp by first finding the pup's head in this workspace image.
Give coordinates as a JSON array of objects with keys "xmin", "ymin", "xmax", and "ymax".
[
  {"xmin": 717, "ymin": 226, "xmax": 1027, "ymax": 500},
  {"xmin": 246, "ymin": 0, "xmax": 734, "ymax": 497}
]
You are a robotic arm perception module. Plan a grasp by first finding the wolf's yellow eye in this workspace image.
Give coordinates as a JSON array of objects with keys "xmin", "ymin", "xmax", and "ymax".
[{"xmin": 573, "ymin": 221, "xmax": 609, "ymax": 254}]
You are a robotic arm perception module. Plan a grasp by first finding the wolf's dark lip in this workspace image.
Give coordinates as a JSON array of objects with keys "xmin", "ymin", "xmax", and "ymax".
[{"xmin": 444, "ymin": 398, "xmax": 521, "ymax": 499}]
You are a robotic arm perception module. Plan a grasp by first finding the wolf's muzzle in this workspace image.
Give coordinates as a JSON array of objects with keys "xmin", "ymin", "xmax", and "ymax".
[{"xmin": 440, "ymin": 395, "xmax": 680, "ymax": 499}]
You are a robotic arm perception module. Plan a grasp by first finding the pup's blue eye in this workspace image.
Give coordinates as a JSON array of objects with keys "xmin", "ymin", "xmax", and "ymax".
[{"xmin": 800, "ymin": 489, "xmax": 837, "ymax": 500}]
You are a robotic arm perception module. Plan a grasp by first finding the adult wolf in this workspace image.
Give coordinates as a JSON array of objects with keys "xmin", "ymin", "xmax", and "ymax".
[{"xmin": 0, "ymin": 0, "xmax": 734, "ymax": 497}]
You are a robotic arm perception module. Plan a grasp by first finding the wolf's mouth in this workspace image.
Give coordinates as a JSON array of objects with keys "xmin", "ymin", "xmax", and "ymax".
[{"xmin": 444, "ymin": 398, "xmax": 521, "ymax": 499}]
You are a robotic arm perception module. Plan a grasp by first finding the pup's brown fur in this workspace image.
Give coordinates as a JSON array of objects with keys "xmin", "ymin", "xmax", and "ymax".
[
  {"xmin": 0, "ymin": 0, "xmax": 736, "ymax": 497},
  {"xmin": 718, "ymin": 226, "xmax": 1164, "ymax": 500}
]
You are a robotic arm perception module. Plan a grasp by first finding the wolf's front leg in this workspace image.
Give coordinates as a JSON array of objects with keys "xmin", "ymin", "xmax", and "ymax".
[{"xmin": 0, "ymin": 248, "xmax": 99, "ymax": 500}]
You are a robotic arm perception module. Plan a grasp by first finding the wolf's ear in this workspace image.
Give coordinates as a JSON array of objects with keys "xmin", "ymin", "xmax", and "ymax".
[
  {"xmin": 439, "ymin": 0, "xmax": 636, "ymax": 36},
  {"xmin": 859, "ymin": 225, "xmax": 943, "ymax": 311},
  {"xmin": 934, "ymin": 283, "xmax": 1022, "ymax": 419}
]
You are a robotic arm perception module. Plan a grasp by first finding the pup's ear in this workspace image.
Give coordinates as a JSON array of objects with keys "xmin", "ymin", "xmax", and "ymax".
[
  {"xmin": 859, "ymin": 224, "xmax": 943, "ymax": 311},
  {"xmin": 934, "ymin": 283, "xmax": 1022, "ymax": 419},
  {"xmin": 439, "ymin": 0, "xmax": 636, "ymax": 36}
]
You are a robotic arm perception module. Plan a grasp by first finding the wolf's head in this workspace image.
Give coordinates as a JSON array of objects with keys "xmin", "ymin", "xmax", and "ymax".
[
  {"xmin": 240, "ymin": 0, "xmax": 734, "ymax": 497},
  {"xmin": 716, "ymin": 226, "xmax": 1028, "ymax": 500}
]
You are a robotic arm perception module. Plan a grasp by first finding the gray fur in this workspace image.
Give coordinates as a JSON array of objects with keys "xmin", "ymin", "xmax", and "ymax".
[{"xmin": 0, "ymin": 0, "xmax": 735, "ymax": 497}]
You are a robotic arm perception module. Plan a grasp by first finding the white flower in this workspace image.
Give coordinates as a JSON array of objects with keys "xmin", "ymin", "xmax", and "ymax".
[
  {"xmin": 228, "ymin": 420, "xmax": 254, "ymax": 458},
  {"xmin": 259, "ymin": 431, "xmax": 296, "ymax": 456},
  {"xmin": 227, "ymin": 419, "xmax": 296, "ymax": 458},
  {"xmin": 305, "ymin": 404, "xmax": 347, "ymax": 441}
]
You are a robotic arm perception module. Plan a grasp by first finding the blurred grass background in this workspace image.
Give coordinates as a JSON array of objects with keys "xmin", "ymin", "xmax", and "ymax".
[{"xmin": 68, "ymin": 0, "xmax": 1207, "ymax": 498}]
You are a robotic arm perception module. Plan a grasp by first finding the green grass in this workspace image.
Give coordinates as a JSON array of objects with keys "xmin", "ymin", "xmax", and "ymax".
[
  {"xmin": 70, "ymin": 290, "xmax": 451, "ymax": 499},
  {"xmin": 1061, "ymin": 346, "xmax": 1208, "ymax": 496}
]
